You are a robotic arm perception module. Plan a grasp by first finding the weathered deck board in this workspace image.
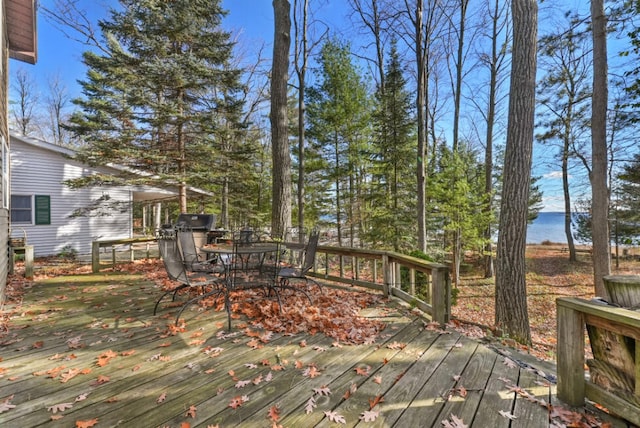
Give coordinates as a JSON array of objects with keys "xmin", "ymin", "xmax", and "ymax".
[{"xmin": 0, "ymin": 269, "xmax": 629, "ymax": 427}]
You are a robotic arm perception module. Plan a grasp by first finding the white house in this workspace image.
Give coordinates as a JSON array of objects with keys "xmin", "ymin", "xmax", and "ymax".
[
  {"xmin": 3, "ymin": 0, "xmax": 38, "ymax": 300},
  {"xmin": 10, "ymin": 132, "xmax": 210, "ymax": 257}
]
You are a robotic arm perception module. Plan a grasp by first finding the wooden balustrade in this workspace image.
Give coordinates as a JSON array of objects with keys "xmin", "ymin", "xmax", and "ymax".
[
  {"xmin": 91, "ymin": 236, "xmax": 157, "ymax": 273},
  {"xmin": 557, "ymin": 297, "xmax": 640, "ymax": 426},
  {"xmin": 307, "ymin": 244, "xmax": 451, "ymax": 325}
]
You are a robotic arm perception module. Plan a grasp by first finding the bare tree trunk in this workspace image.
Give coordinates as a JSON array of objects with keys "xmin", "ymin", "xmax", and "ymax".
[
  {"xmin": 451, "ymin": 0, "xmax": 468, "ymax": 154},
  {"xmin": 495, "ymin": 0, "xmax": 537, "ymax": 345},
  {"xmin": 415, "ymin": 0, "xmax": 427, "ymax": 253},
  {"xmin": 590, "ymin": 0, "xmax": 610, "ymax": 298},
  {"xmin": 562, "ymin": 139, "xmax": 577, "ymax": 262},
  {"xmin": 482, "ymin": 0, "xmax": 507, "ymax": 279},
  {"xmin": 349, "ymin": 0, "xmax": 386, "ymax": 92},
  {"xmin": 271, "ymin": 0, "xmax": 293, "ymax": 239},
  {"xmin": 11, "ymin": 68, "xmax": 39, "ymax": 136},
  {"xmin": 294, "ymin": 0, "xmax": 309, "ymax": 242},
  {"xmin": 177, "ymin": 103, "xmax": 187, "ymax": 213}
]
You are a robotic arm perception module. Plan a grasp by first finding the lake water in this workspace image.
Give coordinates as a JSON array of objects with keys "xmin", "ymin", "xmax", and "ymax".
[{"xmin": 527, "ymin": 211, "xmax": 572, "ymax": 244}]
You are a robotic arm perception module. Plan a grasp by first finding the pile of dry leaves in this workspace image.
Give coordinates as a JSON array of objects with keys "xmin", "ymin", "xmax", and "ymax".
[{"xmin": 147, "ymin": 259, "xmax": 387, "ymax": 345}]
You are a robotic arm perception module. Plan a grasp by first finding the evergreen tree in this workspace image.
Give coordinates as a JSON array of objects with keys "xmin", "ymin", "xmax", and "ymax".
[
  {"xmin": 427, "ymin": 142, "xmax": 491, "ymax": 281},
  {"xmin": 67, "ymin": 0, "xmax": 245, "ymax": 213},
  {"xmin": 306, "ymin": 38, "xmax": 371, "ymax": 246},
  {"xmin": 367, "ymin": 41, "xmax": 416, "ymax": 252}
]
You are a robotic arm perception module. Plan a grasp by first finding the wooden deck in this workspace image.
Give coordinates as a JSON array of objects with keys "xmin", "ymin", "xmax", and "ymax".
[{"xmin": 0, "ymin": 267, "xmax": 627, "ymax": 427}]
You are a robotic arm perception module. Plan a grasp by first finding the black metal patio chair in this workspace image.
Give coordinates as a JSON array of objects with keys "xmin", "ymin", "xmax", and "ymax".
[
  {"xmin": 154, "ymin": 231, "xmax": 229, "ymax": 326},
  {"xmin": 276, "ymin": 231, "xmax": 321, "ymax": 300},
  {"xmin": 176, "ymin": 228, "xmax": 224, "ymax": 274}
]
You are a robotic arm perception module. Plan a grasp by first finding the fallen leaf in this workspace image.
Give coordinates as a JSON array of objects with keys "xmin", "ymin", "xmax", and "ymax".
[
  {"xmin": 305, "ymin": 396, "xmax": 317, "ymax": 414},
  {"xmin": 185, "ymin": 404, "xmax": 197, "ymax": 418},
  {"xmin": 157, "ymin": 392, "xmax": 167, "ymax": 403},
  {"xmin": 343, "ymin": 383, "xmax": 357, "ymax": 400},
  {"xmin": 268, "ymin": 404, "xmax": 281, "ymax": 422},
  {"xmin": 75, "ymin": 418, "xmax": 99, "ymax": 428},
  {"xmin": 355, "ymin": 365, "xmax": 371, "ymax": 376},
  {"xmin": 48, "ymin": 402, "xmax": 73, "ymax": 413},
  {"xmin": 360, "ymin": 409, "xmax": 379, "ymax": 422},
  {"xmin": 498, "ymin": 410, "xmax": 517, "ymax": 420},
  {"xmin": 228, "ymin": 395, "xmax": 248, "ymax": 409},
  {"xmin": 303, "ymin": 366, "xmax": 321, "ymax": 378},
  {"xmin": 373, "ymin": 375, "xmax": 382, "ymax": 384},
  {"xmin": 442, "ymin": 414, "xmax": 468, "ymax": 428},
  {"xmin": 324, "ymin": 410, "xmax": 346, "ymax": 424},
  {"xmin": 368, "ymin": 394, "xmax": 384, "ymax": 409},
  {"xmin": 313, "ymin": 385, "xmax": 331, "ymax": 396},
  {"xmin": 235, "ymin": 379, "xmax": 251, "ymax": 388},
  {"xmin": 0, "ymin": 396, "xmax": 16, "ymax": 414},
  {"xmin": 90, "ymin": 375, "xmax": 110, "ymax": 385},
  {"xmin": 386, "ymin": 341, "xmax": 406, "ymax": 350},
  {"xmin": 503, "ymin": 358, "xmax": 518, "ymax": 369},
  {"xmin": 96, "ymin": 350, "xmax": 118, "ymax": 367}
]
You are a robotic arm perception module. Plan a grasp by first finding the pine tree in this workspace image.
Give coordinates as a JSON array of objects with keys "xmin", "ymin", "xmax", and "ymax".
[
  {"xmin": 368, "ymin": 41, "xmax": 416, "ymax": 252},
  {"xmin": 67, "ymin": 0, "xmax": 245, "ymax": 212},
  {"xmin": 306, "ymin": 38, "xmax": 371, "ymax": 246}
]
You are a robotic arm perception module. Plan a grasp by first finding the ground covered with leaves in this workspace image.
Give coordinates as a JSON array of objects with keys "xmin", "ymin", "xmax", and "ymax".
[{"xmin": 451, "ymin": 244, "xmax": 640, "ymax": 361}]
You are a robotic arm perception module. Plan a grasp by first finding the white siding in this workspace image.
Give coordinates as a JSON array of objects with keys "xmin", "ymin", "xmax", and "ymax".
[{"xmin": 10, "ymin": 138, "xmax": 132, "ymax": 256}]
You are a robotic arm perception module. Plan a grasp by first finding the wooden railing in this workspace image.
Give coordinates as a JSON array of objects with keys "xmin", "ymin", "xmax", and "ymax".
[
  {"xmin": 92, "ymin": 237, "xmax": 451, "ymax": 325},
  {"xmin": 556, "ymin": 297, "xmax": 640, "ymax": 426},
  {"xmin": 92, "ymin": 236, "xmax": 157, "ymax": 273},
  {"xmin": 303, "ymin": 244, "xmax": 451, "ymax": 325}
]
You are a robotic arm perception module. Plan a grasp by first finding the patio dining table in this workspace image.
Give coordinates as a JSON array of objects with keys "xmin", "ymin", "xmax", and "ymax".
[{"xmin": 200, "ymin": 242, "xmax": 282, "ymax": 287}]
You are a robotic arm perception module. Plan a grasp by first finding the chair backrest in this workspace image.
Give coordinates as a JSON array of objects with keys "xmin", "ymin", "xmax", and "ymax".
[
  {"xmin": 176, "ymin": 230, "xmax": 200, "ymax": 269},
  {"xmin": 238, "ymin": 228, "xmax": 257, "ymax": 244},
  {"xmin": 158, "ymin": 236, "xmax": 190, "ymax": 284},
  {"xmin": 301, "ymin": 232, "xmax": 319, "ymax": 274}
]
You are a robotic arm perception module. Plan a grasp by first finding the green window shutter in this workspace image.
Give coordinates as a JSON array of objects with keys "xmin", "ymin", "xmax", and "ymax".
[{"xmin": 34, "ymin": 195, "xmax": 51, "ymax": 225}]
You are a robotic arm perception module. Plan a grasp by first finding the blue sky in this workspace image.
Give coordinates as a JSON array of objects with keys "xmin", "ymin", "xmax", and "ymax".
[{"xmin": 11, "ymin": 0, "xmax": 577, "ymax": 212}]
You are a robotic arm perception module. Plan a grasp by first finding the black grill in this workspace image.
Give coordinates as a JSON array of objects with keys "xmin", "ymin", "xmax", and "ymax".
[{"xmin": 176, "ymin": 213, "xmax": 217, "ymax": 231}]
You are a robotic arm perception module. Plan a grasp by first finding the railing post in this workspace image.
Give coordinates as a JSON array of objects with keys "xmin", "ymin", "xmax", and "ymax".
[
  {"xmin": 556, "ymin": 298, "xmax": 585, "ymax": 406},
  {"xmin": 431, "ymin": 267, "xmax": 450, "ymax": 325},
  {"xmin": 410, "ymin": 269, "xmax": 416, "ymax": 296},
  {"xmin": 24, "ymin": 245, "xmax": 34, "ymax": 279},
  {"xmin": 382, "ymin": 254, "xmax": 390, "ymax": 295},
  {"xmin": 92, "ymin": 241, "xmax": 100, "ymax": 273}
]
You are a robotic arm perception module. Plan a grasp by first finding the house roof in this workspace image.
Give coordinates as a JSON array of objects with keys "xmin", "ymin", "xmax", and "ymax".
[
  {"xmin": 10, "ymin": 131, "xmax": 214, "ymax": 202},
  {"xmin": 7, "ymin": 0, "xmax": 37, "ymax": 64}
]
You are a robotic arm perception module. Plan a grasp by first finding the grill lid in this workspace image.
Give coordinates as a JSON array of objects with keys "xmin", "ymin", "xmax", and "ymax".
[{"xmin": 175, "ymin": 213, "xmax": 217, "ymax": 231}]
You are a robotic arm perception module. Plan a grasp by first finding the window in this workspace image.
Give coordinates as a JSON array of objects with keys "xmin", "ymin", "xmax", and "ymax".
[
  {"xmin": 11, "ymin": 195, "xmax": 32, "ymax": 223},
  {"xmin": 10, "ymin": 195, "xmax": 51, "ymax": 225}
]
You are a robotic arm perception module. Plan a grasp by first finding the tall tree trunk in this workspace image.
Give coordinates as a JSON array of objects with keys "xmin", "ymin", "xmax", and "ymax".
[
  {"xmin": 483, "ymin": 0, "xmax": 503, "ymax": 279},
  {"xmin": 495, "ymin": 0, "xmax": 537, "ymax": 345},
  {"xmin": 590, "ymin": 0, "xmax": 610, "ymax": 298},
  {"xmin": 452, "ymin": 0, "xmax": 468, "ymax": 154},
  {"xmin": 177, "ymin": 109, "xmax": 187, "ymax": 213},
  {"xmin": 294, "ymin": 0, "xmax": 309, "ymax": 242},
  {"xmin": 271, "ymin": 0, "xmax": 293, "ymax": 239},
  {"xmin": 562, "ymin": 137, "xmax": 577, "ymax": 262},
  {"xmin": 415, "ymin": 0, "xmax": 427, "ymax": 253}
]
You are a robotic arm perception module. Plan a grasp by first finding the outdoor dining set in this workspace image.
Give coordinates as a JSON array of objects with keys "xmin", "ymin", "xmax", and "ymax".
[{"xmin": 153, "ymin": 220, "xmax": 321, "ymax": 330}]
